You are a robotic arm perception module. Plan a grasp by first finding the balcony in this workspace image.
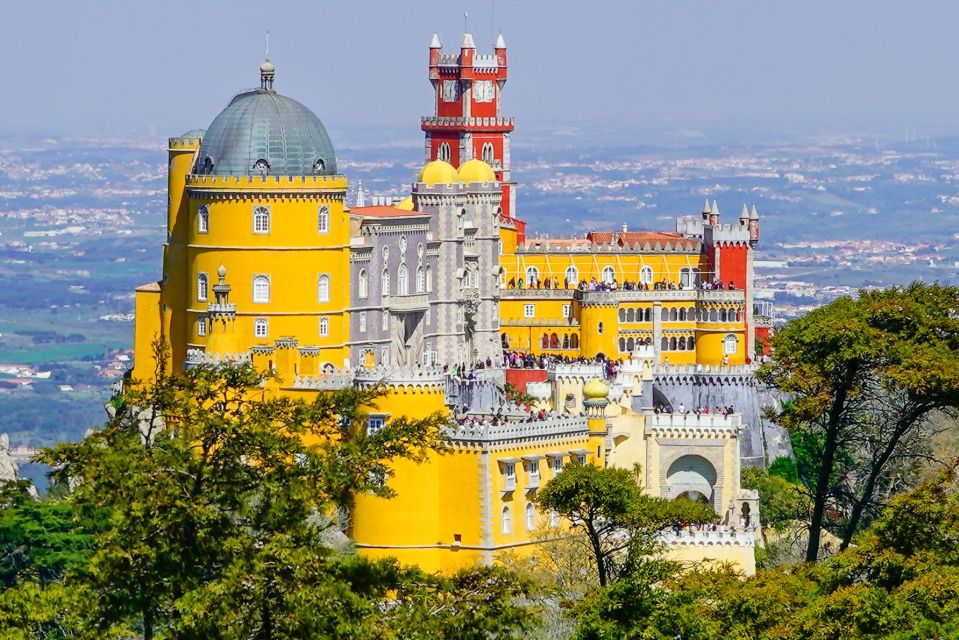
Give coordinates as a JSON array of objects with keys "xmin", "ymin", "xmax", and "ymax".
[
  {"xmin": 525, "ymin": 474, "xmax": 540, "ymax": 491},
  {"xmin": 384, "ymin": 292, "xmax": 429, "ymax": 313},
  {"xmin": 503, "ymin": 475, "xmax": 517, "ymax": 493}
]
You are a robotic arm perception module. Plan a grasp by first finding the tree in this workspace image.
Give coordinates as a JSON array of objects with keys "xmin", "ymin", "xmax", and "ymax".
[
  {"xmin": 758, "ymin": 283, "xmax": 959, "ymax": 561},
  {"xmin": 535, "ymin": 464, "xmax": 714, "ymax": 588},
  {"xmin": 35, "ymin": 352, "xmax": 535, "ymax": 639}
]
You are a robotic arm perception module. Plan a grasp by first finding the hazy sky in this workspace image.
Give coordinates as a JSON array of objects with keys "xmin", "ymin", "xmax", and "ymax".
[{"xmin": 3, "ymin": 0, "xmax": 959, "ymax": 138}]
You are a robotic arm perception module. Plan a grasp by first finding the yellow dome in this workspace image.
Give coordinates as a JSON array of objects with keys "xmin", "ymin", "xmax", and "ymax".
[
  {"xmin": 582, "ymin": 378, "xmax": 609, "ymax": 400},
  {"xmin": 396, "ymin": 195, "xmax": 415, "ymax": 211},
  {"xmin": 418, "ymin": 160, "xmax": 459, "ymax": 186},
  {"xmin": 458, "ymin": 158, "xmax": 497, "ymax": 183}
]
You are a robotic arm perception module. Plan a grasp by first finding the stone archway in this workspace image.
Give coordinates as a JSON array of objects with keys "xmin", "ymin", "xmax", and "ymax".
[{"xmin": 666, "ymin": 455, "xmax": 718, "ymax": 505}]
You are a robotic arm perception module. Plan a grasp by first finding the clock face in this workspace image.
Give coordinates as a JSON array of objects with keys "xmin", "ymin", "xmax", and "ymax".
[
  {"xmin": 441, "ymin": 80, "xmax": 459, "ymax": 102},
  {"xmin": 474, "ymin": 80, "xmax": 494, "ymax": 103}
]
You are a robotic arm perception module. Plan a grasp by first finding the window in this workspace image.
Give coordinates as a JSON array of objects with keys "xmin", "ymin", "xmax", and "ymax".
[
  {"xmin": 197, "ymin": 318, "xmax": 207, "ymax": 336},
  {"xmin": 425, "ymin": 306, "xmax": 432, "ymax": 326},
  {"xmin": 358, "ymin": 269, "xmax": 368, "ymax": 298},
  {"xmin": 640, "ymin": 265, "xmax": 653, "ymax": 284},
  {"xmin": 551, "ymin": 456, "xmax": 564, "ymax": 475},
  {"xmin": 426, "ymin": 265, "xmax": 433, "ymax": 292},
  {"xmin": 417, "ymin": 242, "xmax": 424, "ymax": 258},
  {"xmin": 437, "ymin": 142, "xmax": 451, "ymax": 162},
  {"xmin": 318, "ymin": 274, "xmax": 330, "ymax": 302},
  {"xmin": 397, "ymin": 264, "xmax": 409, "ymax": 295},
  {"xmin": 359, "ymin": 312, "xmax": 367, "ymax": 333},
  {"xmin": 523, "ymin": 304, "xmax": 535, "ymax": 318},
  {"xmin": 399, "ymin": 235, "xmax": 408, "ymax": 254},
  {"xmin": 574, "ymin": 453, "xmax": 587, "ymax": 465},
  {"xmin": 680, "ymin": 267, "xmax": 700, "ymax": 289},
  {"xmin": 382, "ymin": 245, "xmax": 390, "ymax": 261},
  {"xmin": 416, "ymin": 267, "xmax": 425, "ymax": 293},
  {"xmin": 601, "ymin": 266, "xmax": 615, "ymax": 284},
  {"xmin": 598, "ymin": 321, "xmax": 604, "ymax": 334},
  {"xmin": 197, "ymin": 205, "xmax": 209, "ymax": 234},
  {"xmin": 564, "ymin": 266, "xmax": 578, "ymax": 286},
  {"xmin": 482, "ymin": 142, "xmax": 494, "ymax": 164},
  {"xmin": 253, "ymin": 206, "xmax": 270, "ymax": 234},
  {"xmin": 562, "ymin": 304, "xmax": 571, "ymax": 318},
  {"xmin": 528, "ymin": 460, "xmax": 540, "ymax": 486},
  {"xmin": 317, "ymin": 206, "xmax": 330, "ymax": 233},
  {"xmin": 525, "ymin": 266, "xmax": 539, "ymax": 284},
  {"xmin": 503, "ymin": 462, "xmax": 516, "ymax": 491},
  {"xmin": 380, "ymin": 346, "xmax": 389, "ymax": 365},
  {"xmin": 549, "ymin": 509, "xmax": 559, "ymax": 528},
  {"xmin": 254, "ymin": 158, "xmax": 270, "ymax": 173},
  {"xmin": 381, "ymin": 310, "xmax": 389, "ymax": 331},
  {"xmin": 382, "ymin": 268, "xmax": 390, "ymax": 295},
  {"xmin": 254, "ymin": 318, "xmax": 268, "ymax": 338},
  {"xmin": 526, "ymin": 503, "xmax": 536, "ymax": 531},
  {"xmin": 252, "ymin": 275, "xmax": 270, "ymax": 303},
  {"xmin": 724, "ymin": 334, "xmax": 738, "ymax": 355},
  {"xmin": 367, "ymin": 416, "xmax": 385, "ymax": 435},
  {"xmin": 319, "ymin": 317, "xmax": 329, "ymax": 337},
  {"xmin": 502, "ymin": 506, "xmax": 512, "ymax": 535},
  {"xmin": 197, "ymin": 273, "xmax": 208, "ymax": 302}
]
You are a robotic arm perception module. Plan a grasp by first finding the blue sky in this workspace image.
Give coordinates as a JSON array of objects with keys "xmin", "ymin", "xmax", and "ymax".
[{"xmin": 3, "ymin": 0, "xmax": 958, "ymax": 137}]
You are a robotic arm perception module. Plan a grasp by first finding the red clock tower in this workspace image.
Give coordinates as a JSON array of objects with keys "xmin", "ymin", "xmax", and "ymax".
[{"xmin": 423, "ymin": 31, "xmax": 525, "ymax": 240}]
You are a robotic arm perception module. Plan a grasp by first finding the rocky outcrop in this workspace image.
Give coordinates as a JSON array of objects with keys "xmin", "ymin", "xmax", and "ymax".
[{"xmin": 0, "ymin": 434, "xmax": 19, "ymax": 482}]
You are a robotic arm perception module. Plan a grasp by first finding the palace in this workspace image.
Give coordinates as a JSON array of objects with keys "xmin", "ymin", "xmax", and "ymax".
[{"xmin": 130, "ymin": 31, "xmax": 770, "ymax": 576}]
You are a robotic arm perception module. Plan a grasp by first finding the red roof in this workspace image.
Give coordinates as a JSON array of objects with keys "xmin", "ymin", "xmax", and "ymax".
[
  {"xmin": 586, "ymin": 231, "xmax": 686, "ymax": 245},
  {"xmin": 352, "ymin": 206, "xmax": 419, "ymax": 218}
]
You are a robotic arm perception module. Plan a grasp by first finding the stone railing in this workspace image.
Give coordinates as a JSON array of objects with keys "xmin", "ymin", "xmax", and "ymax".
[
  {"xmin": 354, "ymin": 366, "xmax": 447, "ymax": 388},
  {"xmin": 580, "ymin": 289, "xmax": 746, "ymax": 305},
  {"xmin": 645, "ymin": 413, "xmax": 743, "ymax": 435},
  {"xmin": 500, "ymin": 288, "xmax": 576, "ymax": 300},
  {"xmin": 653, "ymin": 363, "xmax": 760, "ymax": 376},
  {"xmin": 447, "ymin": 415, "xmax": 588, "ymax": 444},
  {"xmin": 659, "ymin": 527, "xmax": 755, "ymax": 547},
  {"xmin": 290, "ymin": 373, "xmax": 353, "ymax": 390},
  {"xmin": 185, "ymin": 349, "xmax": 251, "ymax": 368},
  {"xmin": 206, "ymin": 302, "xmax": 236, "ymax": 316},
  {"xmin": 383, "ymin": 292, "xmax": 430, "ymax": 312},
  {"xmin": 548, "ymin": 363, "xmax": 605, "ymax": 379},
  {"xmin": 421, "ymin": 116, "xmax": 514, "ymax": 128}
]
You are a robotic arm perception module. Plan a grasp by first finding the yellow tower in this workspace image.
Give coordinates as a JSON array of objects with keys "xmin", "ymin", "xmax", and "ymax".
[{"xmin": 583, "ymin": 378, "xmax": 610, "ymax": 466}]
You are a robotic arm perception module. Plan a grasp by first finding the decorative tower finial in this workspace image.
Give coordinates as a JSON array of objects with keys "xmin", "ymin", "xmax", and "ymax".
[
  {"xmin": 495, "ymin": 31, "xmax": 507, "ymax": 49},
  {"xmin": 259, "ymin": 31, "xmax": 275, "ymax": 91},
  {"xmin": 461, "ymin": 12, "xmax": 475, "ymax": 48}
]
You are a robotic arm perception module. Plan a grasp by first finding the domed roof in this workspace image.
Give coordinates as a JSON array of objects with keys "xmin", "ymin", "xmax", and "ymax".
[
  {"xmin": 582, "ymin": 378, "xmax": 609, "ymax": 401},
  {"xmin": 458, "ymin": 158, "xmax": 496, "ymax": 183},
  {"xmin": 418, "ymin": 160, "xmax": 458, "ymax": 186},
  {"xmin": 396, "ymin": 195, "xmax": 415, "ymax": 211},
  {"xmin": 196, "ymin": 71, "xmax": 337, "ymax": 177}
]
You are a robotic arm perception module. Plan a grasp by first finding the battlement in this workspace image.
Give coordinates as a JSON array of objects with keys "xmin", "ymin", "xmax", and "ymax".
[
  {"xmin": 659, "ymin": 526, "xmax": 755, "ymax": 548},
  {"xmin": 647, "ymin": 412, "xmax": 742, "ymax": 430},
  {"xmin": 185, "ymin": 349, "xmax": 251, "ymax": 368},
  {"xmin": 548, "ymin": 363, "xmax": 605, "ymax": 380},
  {"xmin": 706, "ymin": 224, "xmax": 751, "ymax": 245},
  {"xmin": 185, "ymin": 174, "xmax": 348, "ymax": 191},
  {"xmin": 354, "ymin": 366, "xmax": 448, "ymax": 390},
  {"xmin": 653, "ymin": 363, "xmax": 759, "ymax": 376},
  {"xmin": 169, "ymin": 137, "xmax": 202, "ymax": 149},
  {"xmin": 518, "ymin": 236, "xmax": 699, "ymax": 254},
  {"xmin": 421, "ymin": 116, "xmax": 514, "ymax": 130},
  {"xmin": 290, "ymin": 372, "xmax": 353, "ymax": 390},
  {"xmin": 447, "ymin": 415, "xmax": 588, "ymax": 446}
]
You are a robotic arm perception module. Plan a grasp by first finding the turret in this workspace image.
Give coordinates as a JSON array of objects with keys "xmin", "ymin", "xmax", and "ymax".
[
  {"xmin": 429, "ymin": 32, "xmax": 442, "ymax": 76},
  {"xmin": 739, "ymin": 204, "xmax": 749, "ymax": 226},
  {"xmin": 582, "ymin": 378, "xmax": 610, "ymax": 467},
  {"xmin": 709, "ymin": 200, "xmax": 720, "ymax": 227},
  {"xmin": 460, "ymin": 31, "xmax": 475, "ymax": 73},
  {"xmin": 702, "ymin": 198, "xmax": 712, "ymax": 222},
  {"xmin": 748, "ymin": 205, "xmax": 760, "ymax": 246}
]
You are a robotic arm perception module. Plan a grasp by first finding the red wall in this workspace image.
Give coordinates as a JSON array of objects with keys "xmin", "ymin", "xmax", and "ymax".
[
  {"xmin": 719, "ymin": 243, "xmax": 748, "ymax": 290},
  {"xmin": 505, "ymin": 368, "xmax": 547, "ymax": 393}
]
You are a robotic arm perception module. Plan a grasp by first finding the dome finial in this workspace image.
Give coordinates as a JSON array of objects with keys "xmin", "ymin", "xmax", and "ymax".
[{"xmin": 260, "ymin": 31, "xmax": 275, "ymax": 91}]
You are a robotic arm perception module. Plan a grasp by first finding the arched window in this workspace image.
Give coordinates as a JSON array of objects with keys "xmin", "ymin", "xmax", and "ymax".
[
  {"xmin": 541, "ymin": 333, "xmax": 550, "ymax": 349},
  {"xmin": 661, "ymin": 337, "xmax": 669, "ymax": 352},
  {"xmin": 679, "ymin": 336, "xmax": 687, "ymax": 351},
  {"xmin": 382, "ymin": 269, "xmax": 390, "ymax": 296},
  {"xmin": 601, "ymin": 266, "xmax": 615, "ymax": 284},
  {"xmin": 598, "ymin": 322, "xmax": 604, "ymax": 334},
  {"xmin": 640, "ymin": 266, "xmax": 653, "ymax": 285},
  {"xmin": 502, "ymin": 332, "xmax": 510, "ymax": 348},
  {"xmin": 724, "ymin": 334, "xmax": 738, "ymax": 355},
  {"xmin": 626, "ymin": 337, "xmax": 635, "ymax": 351},
  {"xmin": 197, "ymin": 206, "xmax": 209, "ymax": 234},
  {"xmin": 317, "ymin": 206, "xmax": 330, "ymax": 233},
  {"xmin": 570, "ymin": 334, "xmax": 579, "ymax": 348},
  {"xmin": 318, "ymin": 274, "xmax": 330, "ymax": 302},
  {"xmin": 526, "ymin": 266, "xmax": 539, "ymax": 285},
  {"xmin": 710, "ymin": 308, "xmax": 719, "ymax": 323},
  {"xmin": 358, "ymin": 269, "xmax": 368, "ymax": 299},
  {"xmin": 426, "ymin": 265, "xmax": 433, "ymax": 292},
  {"xmin": 381, "ymin": 310, "xmax": 389, "ymax": 331},
  {"xmin": 254, "ymin": 318, "xmax": 268, "ymax": 338},
  {"xmin": 670, "ymin": 337, "xmax": 678, "ymax": 351},
  {"xmin": 679, "ymin": 308, "xmax": 687, "ymax": 321},
  {"xmin": 619, "ymin": 308, "xmax": 626, "ymax": 322},
  {"xmin": 415, "ymin": 267, "xmax": 425, "ymax": 293},
  {"xmin": 689, "ymin": 336, "xmax": 696, "ymax": 350},
  {"xmin": 482, "ymin": 143, "xmax": 495, "ymax": 164},
  {"xmin": 437, "ymin": 142, "xmax": 451, "ymax": 162},
  {"xmin": 397, "ymin": 264, "xmax": 409, "ymax": 295},
  {"xmin": 661, "ymin": 307, "xmax": 669, "ymax": 321},
  {"xmin": 253, "ymin": 206, "xmax": 270, "ymax": 234},
  {"xmin": 565, "ymin": 266, "xmax": 578, "ymax": 287},
  {"xmin": 669, "ymin": 308, "xmax": 678, "ymax": 322},
  {"xmin": 619, "ymin": 337, "xmax": 626, "ymax": 352},
  {"xmin": 720, "ymin": 308, "xmax": 728, "ymax": 323},
  {"xmin": 502, "ymin": 506, "xmax": 512, "ymax": 535},
  {"xmin": 359, "ymin": 312, "xmax": 366, "ymax": 333},
  {"xmin": 563, "ymin": 334, "xmax": 570, "ymax": 349},
  {"xmin": 627, "ymin": 308, "xmax": 636, "ymax": 323},
  {"xmin": 525, "ymin": 503, "xmax": 536, "ymax": 531},
  {"xmin": 197, "ymin": 273, "xmax": 208, "ymax": 302},
  {"xmin": 252, "ymin": 275, "xmax": 270, "ymax": 303},
  {"xmin": 644, "ymin": 309, "xmax": 652, "ymax": 322},
  {"xmin": 399, "ymin": 235, "xmax": 408, "ymax": 255},
  {"xmin": 319, "ymin": 317, "xmax": 329, "ymax": 337},
  {"xmin": 550, "ymin": 333, "xmax": 559, "ymax": 349}
]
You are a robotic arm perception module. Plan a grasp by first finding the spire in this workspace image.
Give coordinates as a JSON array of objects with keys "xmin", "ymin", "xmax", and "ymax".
[
  {"xmin": 462, "ymin": 13, "xmax": 475, "ymax": 49},
  {"xmin": 495, "ymin": 31, "xmax": 507, "ymax": 48},
  {"xmin": 750, "ymin": 205, "xmax": 759, "ymax": 220},
  {"xmin": 355, "ymin": 181, "xmax": 366, "ymax": 207},
  {"xmin": 740, "ymin": 203, "xmax": 749, "ymax": 222},
  {"xmin": 712, "ymin": 200, "xmax": 720, "ymax": 217},
  {"xmin": 430, "ymin": 32, "xmax": 442, "ymax": 48},
  {"xmin": 259, "ymin": 32, "xmax": 275, "ymax": 92},
  {"xmin": 702, "ymin": 198, "xmax": 711, "ymax": 214}
]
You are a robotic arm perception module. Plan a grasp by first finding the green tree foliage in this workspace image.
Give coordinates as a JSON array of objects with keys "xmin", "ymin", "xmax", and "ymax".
[
  {"xmin": 758, "ymin": 283, "xmax": 959, "ymax": 561},
  {"xmin": 535, "ymin": 464, "xmax": 714, "ymax": 588},
  {"xmin": 0, "ymin": 356, "xmax": 536, "ymax": 639},
  {"xmin": 741, "ymin": 466, "xmax": 809, "ymax": 533}
]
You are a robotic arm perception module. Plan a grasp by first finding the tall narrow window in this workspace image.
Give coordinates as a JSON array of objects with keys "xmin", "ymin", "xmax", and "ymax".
[
  {"xmin": 640, "ymin": 266, "xmax": 653, "ymax": 284},
  {"xmin": 197, "ymin": 273, "xmax": 208, "ymax": 302},
  {"xmin": 381, "ymin": 310, "xmax": 389, "ymax": 331},
  {"xmin": 525, "ymin": 266, "xmax": 539, "ymax": 284},
  {"xmin": 526, "ymin": 503, "xmax": 536, "ymax": 531},
  {"xmin": 564, "ymin": 266, "xmax": 578, "ymax": 286},
  {"xmin": 426, "ymin": 265, "xmax": 433, "ymax": 292},
  {"xmin": 438, "ymin": 142, "xmax": 451, "ymax": 162},
  {"xmin": 252, "ymin": 275, "xmax": 270, "ymax": 303},
  {"xmin": 317, "ymin": 205, "xmax": 330, "ymax": 233},
  {"xmin": 382, "ymin": 269, "xmax": 391, "ymax": 295},
  {"xmin": 318, "ymin": 274, "xmax": 330, "ymax": 302},
  {"xmin": 197, "ymin": 205, "xmax": 209, "ymax": 234},
  {"xmin": 601, "ymin": 266, "xmax": 615, "ymax": 284},
  {"xmin": 502, "ymin": 506, "xmax": 512, "ymax": 535},
  {"xmin": 359, "ymin": 312, "xmax": 367, "ymax": 333},
  {"xmin": 397, "ymin": 264, "xmax": 409, "ymax": 295},
  {"xmin": 197, "ymin": 318, "xmax": 207, "ymax": 336},
  {"xmin": 358, "ymin": 269, "xmax": 368, "ymax": 299},
  {"xmin": 482, "ymin": 142, "xmax": 494, "ymax": 164},
  {"xmin": 253, "ymin": 206, "xmax": 270, "ymax": 234},
  {"xmin": 319, "ymin": 317, "xmax": 329, "ymax": 337},
  {"xmin": 416, "ymin": 267, "xmax": 425, "ymax": 293},
  {"xmin": 254, "ymin": 318, "xmax": 268, "ymax": 338}
]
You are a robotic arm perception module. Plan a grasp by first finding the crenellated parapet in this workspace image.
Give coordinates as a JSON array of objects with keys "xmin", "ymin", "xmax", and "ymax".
[
  {"xmin": 446, "ymin": 415, "xmax": 588, "ymax": 450},
  {"xmin": 185, "ymin": 349, "xmax": 251, "ymax": 368},
  {"xmin": 353, "ymin": 366, "xmax": 448, "ymax": 392},
  {"xmin": 659, "ymin": 527, "xmax": 755, "ymax": 548},
  {"xmin": 645, "ymin": 412, "xmax": 743, "ymax": 438},
  {"xmin": 289, "ymin": 372, "xmax": 353, "ymax": 390}
]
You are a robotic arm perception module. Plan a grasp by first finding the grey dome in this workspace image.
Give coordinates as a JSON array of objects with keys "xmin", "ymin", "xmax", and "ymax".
[{"xmin": 196, "ymin": 90, "xmax": 337, "ymax": 177}]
